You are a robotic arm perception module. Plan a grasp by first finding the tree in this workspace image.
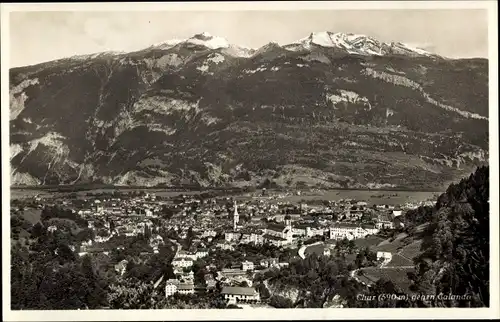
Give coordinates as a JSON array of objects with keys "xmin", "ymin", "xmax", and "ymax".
[
  {"xmin": 256, "ymin": 283, "xmax": 271, "ymax": 299},
  {"xmin": 269, "ymin": 295, "xmax": 294, "ymax": 308},
  {"xmin": 411, "ymin": 166, "xmax": 490, "ymax": 307}
]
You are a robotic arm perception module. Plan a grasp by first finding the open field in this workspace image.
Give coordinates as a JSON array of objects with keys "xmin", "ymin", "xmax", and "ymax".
[
  {"xmin": 399, "ymin": 240, "xmax": 424, "ymax": 260},
  {"xmin": 374, "ymin": 233, "xmax": 409, "ymax": 253},
  {"xmin": 272, "ymin": 190, "xmax": 438, "ymax": 205},
  {"xmin": 354, "ymin": 235, "xmax": 385, "ymax": 249},
  {"xmin": 385, "ymin": 254, "xmax": 414, "ymax": 267},
  {"xmin": 10, "ymin": 188, "xmax": 208, "ymax": 200},
  {"xmin": 360, "ymin": 267, "xmax": 416, "ymax": 292},
  {"xmin": 19, "ymin": 208, "xmax": 42, "ymax": 225},
  {"xmin": 11, "ymin": 186, "xmax": 439, "ymax": 205},
  {"xmin": 304, "ymin": 243, "xmax": 330, "ymax": 256}
]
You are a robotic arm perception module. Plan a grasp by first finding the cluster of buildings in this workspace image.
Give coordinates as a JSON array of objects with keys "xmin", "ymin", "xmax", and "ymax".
[
  {"xmin": 22, "ymin": 188, "xmax": 431, "ymax": 307},
  {"xmin": 219, "ymin": 200, "xmax": 404, "ymax": 247}
]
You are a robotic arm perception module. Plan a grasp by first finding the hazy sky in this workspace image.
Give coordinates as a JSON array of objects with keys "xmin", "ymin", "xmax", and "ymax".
[{"xmin": 9, "ymin": 9, "xmax": 488, "ymax": 67}]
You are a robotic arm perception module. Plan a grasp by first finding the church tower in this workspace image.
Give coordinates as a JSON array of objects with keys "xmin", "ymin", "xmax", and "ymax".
[
  {"xmin": 233, "ymin": 201, "xmax": 239, "ymax": 231},
  {"xmin": 285, "ymin": 214, "xmax": 292, "ymax": 229}
]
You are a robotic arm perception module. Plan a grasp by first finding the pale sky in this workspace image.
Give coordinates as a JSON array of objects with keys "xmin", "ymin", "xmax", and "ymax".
[{"xmin": 9, "ymin": 9, "xmax": 488, "ymax": 67}]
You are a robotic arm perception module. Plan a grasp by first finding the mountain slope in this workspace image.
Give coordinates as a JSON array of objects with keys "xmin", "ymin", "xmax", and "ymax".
[
  {"xmin": 9, "ymin": 32, "xmax": 489, "ymax": 189},
  {"xmin": 407, "ymin": 166, "xmax": 489, "ymax": 307}
]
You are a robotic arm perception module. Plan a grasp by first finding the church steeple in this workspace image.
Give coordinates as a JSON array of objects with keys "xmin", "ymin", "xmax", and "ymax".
[{"xmin": 233, "ymin": 201, "xmax": 239, "ymax": 231}]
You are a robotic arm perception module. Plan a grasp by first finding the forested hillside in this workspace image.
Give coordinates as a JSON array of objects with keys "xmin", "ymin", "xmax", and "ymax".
[
  {"xmin": 410, "ymin": 165, "xmax": 489, "ymax": 307},
  {"xmin": 358, "ymin": 166, "xmax": 490, "ymax": 307}
]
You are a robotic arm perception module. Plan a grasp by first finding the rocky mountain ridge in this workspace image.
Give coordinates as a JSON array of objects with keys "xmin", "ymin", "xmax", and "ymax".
[{"xmin": 9, "ymin": 31, "xmax": 488, "ymax": 189}]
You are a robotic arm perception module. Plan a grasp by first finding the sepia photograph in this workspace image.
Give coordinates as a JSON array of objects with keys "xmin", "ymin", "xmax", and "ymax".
[{"xmin": 2, "ymin": 1, "xmax": 499, "ymax": 321}]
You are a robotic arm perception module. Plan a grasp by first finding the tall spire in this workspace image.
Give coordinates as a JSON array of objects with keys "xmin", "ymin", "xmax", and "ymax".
[{"xmin": 233, "ymin": 201, "xmax": 239, "ymax": 231}]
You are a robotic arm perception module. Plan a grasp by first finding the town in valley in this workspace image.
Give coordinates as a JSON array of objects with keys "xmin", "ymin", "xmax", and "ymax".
[{"xmin": 11, "ymin": 186, "xmax": 438, "ymax": 309}]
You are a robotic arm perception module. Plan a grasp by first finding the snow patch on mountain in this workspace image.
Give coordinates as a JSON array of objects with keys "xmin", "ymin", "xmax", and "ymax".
[
  {"xmin": 200, "ymin": 114, "xmax": 222, "ymax": 126},
  {"xmin": 243, "ymin": 65, "xmax": 268, "ymax": 74},
  {"xmin": 151, "ymin": 39, "xmax": 184, "ymax": 50},
  {"xmin": 207, "ymin": 53, "xmax": 225, "ymax": 64},
  {"xmin": 70, "ymin": 51, "xmax": 125, "ymax": 61},
  {"xmin": 326, "ymin": 90, "xmax": 372, "ymax": 109},
  {"xmin": 147, "ymin": 125, "xmax": 177, "ymax": 136},
  {"xmin": 196, "ymin": 53, "xmax": 225, "ymax": 73},
  {"xmin": 133, "ymin": 96, "xmax": 201, "ymax": 115},
  {"xmin": 144, "ymin": 53, "xmax": 183, "ymax": 69},
  {"xmin": 222, "ymin": 45, "xmax": 255, "ymax": 58},
  {"xmin": 286, "ymin": 31, "xmax": 438, "ymax": 58},
  {"xmin": 186, "ymin": 32, "xmax": 229, "ymax": 49}
]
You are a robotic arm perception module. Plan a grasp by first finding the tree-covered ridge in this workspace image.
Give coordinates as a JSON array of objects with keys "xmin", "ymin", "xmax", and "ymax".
[{"xmin": 409, "ymin": 165, "xmax": 489, "ymax": 307}]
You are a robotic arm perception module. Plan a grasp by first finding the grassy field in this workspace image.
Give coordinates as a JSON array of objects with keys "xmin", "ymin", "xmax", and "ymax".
[
  {"xmin": 304, "ymin": 243, "xmax": 329, "ymax": 256},
  {"xmin": 354, "ymin": 235, "xmax": 385, "ymax": 249},
  {"xmin": 19, "ymin": 208, "xmax": 42, "ymax": 225},
  {"xmin": 399, "ymin": 240, "xmax": 423, "ymax": 260},
  {"xmin": 374, "ymin": 233, "xmax": 409, "ymax": 253},
  {"xmin": 271, "ymin": 190, "xmax": 438, "ymax": 205},
  {"xmin": 386, "ymin": 254, "xmax": 414, "ymax": 267},
  {"xmin": 11, "ymin": 187, "xmax": 438, "ymax": 205},
  {"xmin": 11, "ymin": 189, "xmax": 50, "ymax": 200},
  {"xmin": 360, "ymin": 267, "xmax": 416, "ymax": 293}
]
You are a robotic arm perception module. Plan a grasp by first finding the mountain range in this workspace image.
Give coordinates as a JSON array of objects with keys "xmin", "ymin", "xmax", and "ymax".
[{"xmin": 9, "ymin": 31, "xmax": 489, "ymax": 189}]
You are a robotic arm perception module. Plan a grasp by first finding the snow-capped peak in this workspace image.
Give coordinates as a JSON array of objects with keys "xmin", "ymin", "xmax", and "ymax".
[
  {"xmin": 70, "ymin": 51, "xmax": 125, "ymax": 61},
  {"xmin": 195, "ymin": 31, "xmax": 212, "ymax": 38},
  {"xmin": 284, "ymin": 31, "xmax": 438, "ymax": 58},
  {"xmin": 151, "ymin": 32, "xmax": 230, "ymax": 50},
  {"xmin": 186, "ymin": 33, "xmax": 229, "ymax": 49}
]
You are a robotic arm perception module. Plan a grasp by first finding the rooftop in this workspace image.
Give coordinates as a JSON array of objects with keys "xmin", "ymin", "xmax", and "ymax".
[
  {"xmin": 263, "ymin": 234, "xmax": 287, "ymax": 241},
  {"xmin": 331, "ymin": 223, "xmax": 360, "ymax": 228},
  {"xmin": 266, "ymin": 223, "xmax": 287, "ymax": 232},
  {"xmin": 178, "ymin": 283, "xmax": 195, "ymax": 290},
  {"xmin": 221, "ymin": 286, "xmax": 258, "ymax": 296}
]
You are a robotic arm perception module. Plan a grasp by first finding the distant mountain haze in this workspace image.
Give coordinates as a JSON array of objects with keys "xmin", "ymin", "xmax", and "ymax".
[{"xmin": 9, "ymin": 31, "xmax": 488, "ymax": 189}]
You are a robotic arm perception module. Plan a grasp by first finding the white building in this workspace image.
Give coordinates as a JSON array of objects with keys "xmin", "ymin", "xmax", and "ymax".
[
  {"xmin": 225, "ymin": 231, "xmax": 242, "ymax": 242},
  {"xmin": 172, "ymin": 257, "xmax": 193, "ymax": 268},
  {"xmin": 306, "ymin": 226, "xmax": 326, "ymax": 238},
  {"xmin": 263, "ymin": 234, "xmax": 288, "ymax": 247},
  {"xmin": 377, "ymin": 251, "xmax": 393, "ymax": 262},
  {"xmin": 202, "ymin": 230, "xmax": 217, "ymax": 238},
  {"xmin": 165, "ymin": 280, "xmax": 179, "ymax": 297},
  {"xmin": 195, "ymin": 248, "xmax": 209, "ymax": 259},
  {"xmin": 176, "ymin": 250, "xmax": 197, "ymax": 261},
  {"xmin": 221, "ymin": 287, "xmax": 260, "ymax": 304},
  {"xmin": 240, "ymin": 231, "xmax": 264, "ymax": 245},
  {"xmin": 329, "ymin": 224, "xmax": 379, "ymax": 240},
  {"xmin": 216, "ymin": 242, "xmax": 235, "ymax": 251},
  {"xmin": 177, "ymin": 283, "xmax": 195, "ymax": 295},
  {"xmin": 392, "ymin": 210, "xmax": 403, "ymax": 217},
  {"xmin": 265, "ymin": 221, "xmax": 293, "ymax": 244},
  {"xmin": 241, "ymin": 261, "xmax": 254, "ymax": 271},
  {"xmin": 47, "ymin": 225, "xmax": 58, "ymax": 233}
]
